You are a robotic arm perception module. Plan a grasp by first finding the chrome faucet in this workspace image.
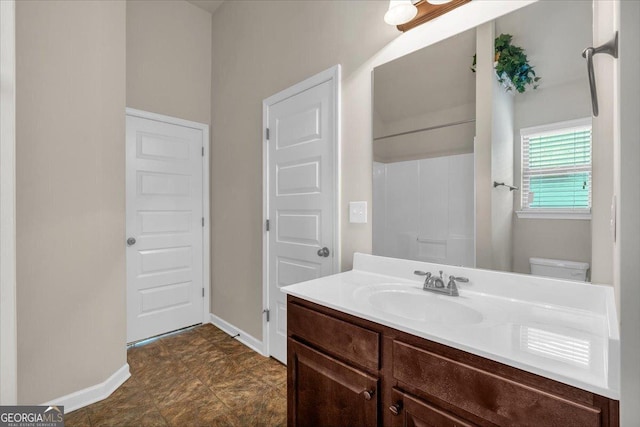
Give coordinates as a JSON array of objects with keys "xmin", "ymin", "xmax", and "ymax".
[{"xmin": 413, "ymin": 270, "xmax": 468, "ymax": 297}]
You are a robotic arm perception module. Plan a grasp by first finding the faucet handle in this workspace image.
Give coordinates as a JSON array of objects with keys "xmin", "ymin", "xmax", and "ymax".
[
  {"xmin": 415, "ymin": 271, "xmax": 432, "ymax": 289},
  {"xmin": 447, "ymin": 275, "xmax": 468, "ymax": 290},
  {"xmin": 446, "ymin": 276, "xmax": 463, "ymax": 296},
  {"xmin": 414, "ymin": 271, "xmax": 433, "ymax": 281}
]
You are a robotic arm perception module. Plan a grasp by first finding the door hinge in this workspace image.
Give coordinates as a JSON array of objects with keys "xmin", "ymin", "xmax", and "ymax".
[
  {"xmin": 263, "ymin": 309, "xmax": 270, "ymax": 322},
  {"xmin": 202, "ymin": 288, "xmax": 205, "ymax": 298},
  {"xmin": 265, "ymin": 219, "xmax": 270, "ymax": 231},
  {"xmin": 202, "ymin": 146, "xmax": 204, "ymax": 156},
  {"xmin": 265, "ymin": 128, "xmax": 270, "ymax": 141},
  {"xmin": 202, "ymin": 217, "xmax": 205, "ymax": 227}
]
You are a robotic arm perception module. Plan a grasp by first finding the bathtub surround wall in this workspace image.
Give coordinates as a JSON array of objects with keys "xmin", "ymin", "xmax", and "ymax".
[
  {"xmin": 16, "ymin": 0, "xmax": 126, "ymax": 404},
  {"xmin": 373, "ymin": 154, "xmax": 475, "ymax": 267}
]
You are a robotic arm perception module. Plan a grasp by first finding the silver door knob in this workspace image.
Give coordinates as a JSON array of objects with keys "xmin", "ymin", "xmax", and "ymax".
[
  {"xmin": 127, "ymin": 237, "xmax": 136, "ymax": 246},
  {"xmin": 317, "ymin": 247, "xmax": 330, "ymax": 257}
]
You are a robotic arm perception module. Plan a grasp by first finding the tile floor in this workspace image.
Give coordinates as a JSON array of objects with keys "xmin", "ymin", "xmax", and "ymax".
[{"xmin": 65, "ymin": 324, "xmax": 287, "ymax": 426}]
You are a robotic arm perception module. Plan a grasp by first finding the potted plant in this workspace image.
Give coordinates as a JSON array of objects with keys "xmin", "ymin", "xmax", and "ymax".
[{"xmin": 471, "ymin": 33, "xmax": 540, "ymax": 93}]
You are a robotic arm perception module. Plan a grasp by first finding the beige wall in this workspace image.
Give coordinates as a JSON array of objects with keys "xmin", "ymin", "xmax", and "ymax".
[
  {"xmin": 16, "ymin": 0, "xmax": 126, "ymax": 404},
  {"xmin": 127, "ymin": 0, "xmax": 212, "ymax": 124},
  {"xmin": 590, "ymin": 0, "xmax": 615, "ymax": 285},
  {"xmin": 210, "ymin": 1, "xmax": 397, "ymax": 338},
  {"xmin": 512, "ymin": 219, "xmax": 591, "ymax": 274},
  {"xmin": 512, "ymin": 80, "xmax": 592, "ymax": 274},
  {"xmin": 372, "ymin": 104, "xmax": 475, "ymax": 163},
  {"xmin": 474, "ymin": 22, "xmax": 495, "ymax": 270},
  {"xmin": 490, "ymin": 67, "xmax": 515, "ymax": 272},
  {"xmin": 618, "ymin": 1, "xmax": 640, "ymax": 422},
  {"xmin": 209, "ymin": 0, "xmax": 531, "ymax": 339}
]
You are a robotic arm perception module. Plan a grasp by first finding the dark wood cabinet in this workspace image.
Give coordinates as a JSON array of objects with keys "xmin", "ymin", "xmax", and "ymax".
[
  {"xmin": 389, "ymin": 388, "xmax": 476, "ymax": 427},
  {"xmin": 286, "ymin": 295, "xmax": 619, "ymax": 427},
  {"xmin": 287, "ymin": 338, "xmax": 379, "ymax": 427}
]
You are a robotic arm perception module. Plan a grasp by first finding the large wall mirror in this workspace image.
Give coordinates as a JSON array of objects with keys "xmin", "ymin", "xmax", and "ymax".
[{"xmin": 373, "ymin": 1, "xmax": 599, "ymax": 281}]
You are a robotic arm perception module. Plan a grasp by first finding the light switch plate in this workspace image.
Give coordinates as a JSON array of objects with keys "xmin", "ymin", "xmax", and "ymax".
[{"xmin": 349, "ymin": 201, "xmax": 368, "ymax": 224}]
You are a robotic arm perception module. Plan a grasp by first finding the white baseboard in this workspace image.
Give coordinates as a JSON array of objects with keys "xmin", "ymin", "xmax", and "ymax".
[
  {"xmin": 209, "ymin": 313, "xmax": 265, "ymax": 356},
  {"xmin": 43, "ymin": 363, "xmax": 130, "ymax": 413}
]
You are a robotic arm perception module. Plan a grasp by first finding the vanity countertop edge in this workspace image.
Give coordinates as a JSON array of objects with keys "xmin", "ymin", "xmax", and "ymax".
[{"xmin": 281, "ymin": 252, "xmax": 620, "ymax": 400}]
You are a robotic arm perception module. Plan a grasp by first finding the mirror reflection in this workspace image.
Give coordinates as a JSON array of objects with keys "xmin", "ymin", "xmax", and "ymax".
[{"xmin": 372, "ymin": 1, "xmax": 594, "ymax": 281}]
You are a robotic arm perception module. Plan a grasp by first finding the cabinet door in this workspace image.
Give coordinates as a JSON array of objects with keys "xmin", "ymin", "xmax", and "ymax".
[
  {"xmin": 389, "ymin": 388, "xmax": 478, "ymax": 427},
  {"xmin": 288, "ymin": 338, "xmax": 378, "ymax": 427}
]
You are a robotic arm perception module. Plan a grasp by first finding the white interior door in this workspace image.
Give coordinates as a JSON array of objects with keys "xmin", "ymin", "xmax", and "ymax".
[
  {"xmin": 265, "ymin": 72, "xmax": 338, "ymax": 363},
  {"xmin": 126, "ymin": 114, "xmax": 204, "ymax": 343}
]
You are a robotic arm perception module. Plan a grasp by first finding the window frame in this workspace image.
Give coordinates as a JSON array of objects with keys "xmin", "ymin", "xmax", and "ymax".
[{"xmin": 516, "ymin": 117, "xmax": 593, "ymax": 220}]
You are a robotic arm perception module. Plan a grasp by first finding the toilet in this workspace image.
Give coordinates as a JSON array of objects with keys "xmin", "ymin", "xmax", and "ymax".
[{"xmin": 529, "ymin": 257, "xmax": 590, "ymax": 282}]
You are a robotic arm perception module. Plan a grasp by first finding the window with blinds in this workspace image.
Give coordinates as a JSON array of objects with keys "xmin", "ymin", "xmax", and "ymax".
[{"xmin": 520, "ymin": 118, "xmax": 592, "ymax": 217}]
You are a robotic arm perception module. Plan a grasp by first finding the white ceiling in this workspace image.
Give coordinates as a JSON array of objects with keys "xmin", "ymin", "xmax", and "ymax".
[{"xmin": 186, "ymin": 0, "xmax": 224, "ymax": 15}]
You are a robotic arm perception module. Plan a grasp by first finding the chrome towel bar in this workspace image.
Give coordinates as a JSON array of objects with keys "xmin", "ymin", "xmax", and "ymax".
[{"xmin": 493, "ymin": 181, "xmax": 519, "ymax": 191}]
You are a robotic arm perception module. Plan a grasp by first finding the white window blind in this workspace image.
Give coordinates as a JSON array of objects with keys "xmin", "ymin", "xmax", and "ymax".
[{"xmin": 520, "ymin": 118, "xmax": 592, "ymax": 215}]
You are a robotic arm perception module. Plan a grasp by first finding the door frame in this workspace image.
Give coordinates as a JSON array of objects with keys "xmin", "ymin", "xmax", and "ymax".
[
  {"xmin": 0, "ymin": 0, "xmax": 17, "ymax": 405},
  {"xmin": 261, "ymin": 65, "xmax": 341, "ymax": 357},
  {"xmin": 125, "ymin": 107, "xmax": 211, "ymax": 328}
]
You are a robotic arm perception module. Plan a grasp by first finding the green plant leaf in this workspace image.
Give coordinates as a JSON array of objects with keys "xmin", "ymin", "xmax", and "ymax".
[{"xmin": 471, "ymin": 33, "xmax": 540, "ymax": 92}]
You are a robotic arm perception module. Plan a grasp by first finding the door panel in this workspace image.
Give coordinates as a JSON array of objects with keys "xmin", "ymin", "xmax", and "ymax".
[
  {"xmin": 126, "ymin": 115, "xmax": 204, "ymax": 343},
  {"xmin": 288, "ymin": 339, "xmax": 378, "ymax": 427},
  {"xmin": 267, "ymin": 78, "xmax": 336, "ymax": 363}
]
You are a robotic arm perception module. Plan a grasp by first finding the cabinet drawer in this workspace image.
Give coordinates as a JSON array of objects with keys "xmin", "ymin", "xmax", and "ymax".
[
  {"xmin": 288, "ymin": 302, "xmax": 379, "ymax": 371},
  {"xmin": 393, "ymin": 340, "xmax": 603, "ymax": 427},
  {"xmin": 390, "ymin": 388, "xmax": 477, "ymax": 427}
]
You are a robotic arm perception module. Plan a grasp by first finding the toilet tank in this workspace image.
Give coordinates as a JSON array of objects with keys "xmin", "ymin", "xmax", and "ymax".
[{"xmin": 529, "ymin": 257, "xmax": 590, "ymax": 282}]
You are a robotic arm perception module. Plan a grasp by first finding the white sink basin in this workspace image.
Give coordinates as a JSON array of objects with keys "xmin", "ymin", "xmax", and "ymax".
[{"xmin": 356, "ymin": 284, "xmax": 483, "ymax": 325}]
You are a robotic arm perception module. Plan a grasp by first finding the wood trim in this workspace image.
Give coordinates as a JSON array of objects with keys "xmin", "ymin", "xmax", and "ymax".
[
  {"xmin": 397, "ymin": 0, "xmax": 472, "ymax": 32},
  {"xmin": 42, "ymin": 364, "xmax": 130, "ymax": 413}
]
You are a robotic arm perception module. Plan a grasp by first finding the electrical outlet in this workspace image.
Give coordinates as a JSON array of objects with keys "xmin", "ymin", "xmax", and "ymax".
[{"xmin": 349, "ymin": 201, "xmax": 367, "ymax": 224}]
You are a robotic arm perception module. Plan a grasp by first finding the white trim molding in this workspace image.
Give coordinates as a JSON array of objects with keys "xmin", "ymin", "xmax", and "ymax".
[
  {"xmin": 43, "ymin": 364, "xmax": 130, "ymax": 414},
  {"xmin": 261, "ymin": 64, "xmax": 341, "ymax": 359},
  {"xmin": 0, "ymin": 0, "xmax": 17, "ymax": 406},
  {"xmin": 516, "ymin": 209, "xmax": 592, "ymax": 220},
  {"xmin": 124, "ymin": 108, "xmax": 211, "ymax": 326},
  {"xmin": 209, "ymin": 313, "xmax": 264, "ymax": 356}
]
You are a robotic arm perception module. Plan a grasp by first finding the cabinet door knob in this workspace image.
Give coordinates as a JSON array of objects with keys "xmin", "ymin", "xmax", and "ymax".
[
  {"xmin": 389, "ymin": 402, "xmax": 402, "ymax": 416},
  {"xmin": 362, "ymin": 389, "xmax": 375, "ymax": 400}
]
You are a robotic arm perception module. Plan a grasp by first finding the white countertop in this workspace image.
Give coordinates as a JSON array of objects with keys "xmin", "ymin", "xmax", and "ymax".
[{"xmin": 281, "ymin": 253, "xmax": 620, "ymax": 399}]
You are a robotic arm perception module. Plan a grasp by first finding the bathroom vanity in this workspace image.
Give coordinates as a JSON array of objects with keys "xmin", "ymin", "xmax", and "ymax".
[{"xmin": 282, "ymin": 253, "xmax": 620, "ymax": 426}]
